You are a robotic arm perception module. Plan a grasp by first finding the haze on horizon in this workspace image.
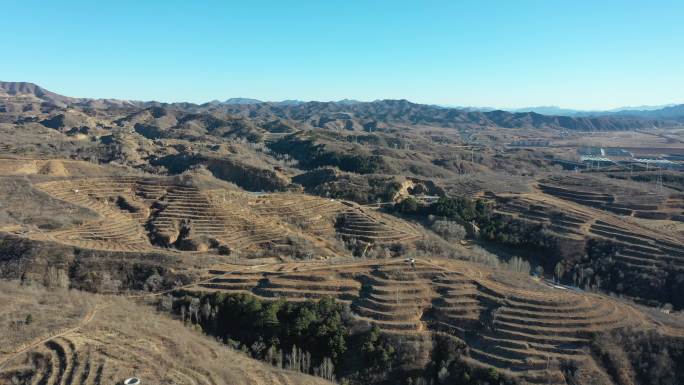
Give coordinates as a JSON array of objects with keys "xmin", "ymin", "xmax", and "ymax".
[{"xmin": 2, "ymin": 0, "xmax": 683, "ymax": 110}]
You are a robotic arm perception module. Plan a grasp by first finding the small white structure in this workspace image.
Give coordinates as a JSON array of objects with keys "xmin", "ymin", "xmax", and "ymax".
[{"xmin": 123, "ymin": 378, "xmax": 141, "ymax": 385}]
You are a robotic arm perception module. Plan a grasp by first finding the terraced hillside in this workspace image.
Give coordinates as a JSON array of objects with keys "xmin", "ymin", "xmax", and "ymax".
[
  {"xmin": 539, "ymin": 175, "xmax": 684, "ymax": 221},
  {"xmin": 588, "ymin": 219, "xmax": 684, "ymax": 270},
  {"xmin": 2, "ymin": 82, "xmax": 684, "ymax": 385},
  {"xmin": 16, "ymin": 176, "xmax": 421, "ymax": 256},
  {"xmin": 493, "ymin": 195, "xmax": 591, "ymax": 240},
  {"xmin": 487, "ymin": 187, "xmax": 684, "ymax": 308},
  {"xmin": 583, "ymin": 217, "xmax": 684, "ymax": 308},
  {"xmin": 248, "ymin": 193, "xmax": 344, "ymax": 236},
  {"xmin": 33, "ymin": 177, "xmax": 155, "ymax": 252},
  {"xmin": 190, "ymin": 258, "xmax": 680, "ymax": 385},
  {"xmin": 334, "ymin": 208, "xmax": 421, "ymax": 243},
  {"xmin": 0, "ymin": 282, "xmax": 333, "ymax": 385}
]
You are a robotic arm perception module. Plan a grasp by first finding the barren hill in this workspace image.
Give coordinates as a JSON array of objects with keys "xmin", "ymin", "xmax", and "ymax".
[
  {"xmin": 0, "ymin": 281, "xmax": 334, "ymax": 385},
  {"xmin": 2, "ymin": 81, "xmax": 681, "ymax": 131},
  {"xmin": 204, "ymin": 99, "xmax": 679, "ymax": 131},
  {"xmin": 0, "ymin": 81, "xmax": 75, "ymax": 107},
  {"xmin": 1, "ymin": 82, "xmax": 683, "ymax": 385},
  {"xmin": 0, "ymin": 81, "xmax": 139, "ymax": 113}
]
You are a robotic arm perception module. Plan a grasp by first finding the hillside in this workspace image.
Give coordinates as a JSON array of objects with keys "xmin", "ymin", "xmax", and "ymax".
[
  {"xmin": 0, "ymin": 281, "xmax": 334, "ymax": 385},
  {"xmin": 0, "ymin": 81, "xmax": 76, "ymax": 107},
  {"xmin": 0, "ymin": 82, "xmax": 683, "ymax": 385},
  {"xmin": 204, "ymin": 99, "xmax": 678, "ymax": 131},
  {"xmin": 606, "ymin": 104, "xmax": 684, "ymax": 122},
  {"xmin": 2, "ymin": 81, "xmax": 681, "ymax": 131},
  {"xmin": 178, "ymin": 257, "xmax": 684, "ymax": 385},
  {"xmin": 0, "ymin": 81, "xmax": 138, "ymax": 113}
]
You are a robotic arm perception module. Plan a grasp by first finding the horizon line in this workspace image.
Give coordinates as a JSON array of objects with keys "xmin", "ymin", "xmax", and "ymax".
[{"xmin": 3, "ymin": 80, "xmax": 682, "ymax": 112}]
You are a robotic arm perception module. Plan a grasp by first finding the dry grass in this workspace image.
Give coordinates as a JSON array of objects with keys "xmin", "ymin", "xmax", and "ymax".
[
  {"xmin": 629, "ymin": 217, "xmax": 684, "ymax": 238},
  {"xmin": 187, "ymin": 256, "xmax": 684, "ymax": 384},
  {"xmin": 0, "ymin": 281, "xmax": 95, "ymax": 358},
  {"xmin": 1, "ymin": 174, "xmax": 425, "ymax": 258},
  {"xmin": 0, "ymin": 176, "xmax": 98, "ymax": 230},
  {"xmin": 0, "ymin": 281, "xmax": 333, "ymax": 385}
]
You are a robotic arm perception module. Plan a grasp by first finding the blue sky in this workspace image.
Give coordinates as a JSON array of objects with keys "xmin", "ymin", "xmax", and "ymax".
[{"xmin": 2, "ymin": 0, "xmax": 683, "ymax": 109}]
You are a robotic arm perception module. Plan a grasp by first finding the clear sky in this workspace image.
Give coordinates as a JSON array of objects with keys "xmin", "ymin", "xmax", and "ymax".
[{"xmin": 2, "ymin": 0, "xmax": 683, "ymax": 109}]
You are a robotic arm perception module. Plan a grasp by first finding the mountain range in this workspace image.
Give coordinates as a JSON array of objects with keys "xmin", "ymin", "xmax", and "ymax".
[
  {"xmin": 503, "ymin": 104, "xmax": 684, "ymax": 119},
  {"xmin": 2, "ymin": 81, "xmax": 683, "ymax": 130}
]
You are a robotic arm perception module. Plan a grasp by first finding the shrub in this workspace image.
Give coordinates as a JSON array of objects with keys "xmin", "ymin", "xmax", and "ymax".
[
  {"xmin": 396, "ymin": 197, "xmax": 420, "ymax": 214},
  {"xmin": 361, "ymin": 326, "xmax": 396, "ymax": 370},
  {"xmin": 503, "ymin": 256, "xmax": 531, "ymax": 274}
]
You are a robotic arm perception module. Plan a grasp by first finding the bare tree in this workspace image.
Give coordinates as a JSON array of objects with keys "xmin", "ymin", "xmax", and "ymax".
[{"xmin": 314, "ymin": 357, "xmax": 335, "ymax": 381}]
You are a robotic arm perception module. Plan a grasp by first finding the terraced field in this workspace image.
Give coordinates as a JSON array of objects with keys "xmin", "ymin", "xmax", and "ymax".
[
  {"xmin": 539, "ymin": 175, "xmax": 684, "ymax": 221},
  {"xmin": 145, "ymin": 183, "xmax": 291, "ymax": 252},
  {"xmin": 0, "ymin": 335, "xmax": 109, "ymax": 385},
  {"xmin": 587, "ymin": 218, "xmax": 684, "ymax": 278},
  {"xmin": 4, "ymin": 79, "xmax": 684, "ymax": 385},
  {"xmin": 2, "ymin": 170, "xmax": 680, "ymax": 385},
  {"xmin": 26, "ymin": 177, "xmax": 421, "ymax": 256},
  {"xmin": 493, "ymin": 195, "xmax": 591, "ymax": 240},
  {"xmin": 35, "ymin": 177, "xmax": 152, "ymax": 252},
  {"xmin": 0, "ymin": 287, "xmax": 333, "ymax": 385},
  {"xmin": 248, "ymin": 193, "xmax": 343, "ymax": 236},
  {"xmin": 190, "ymin": 258, "xmax": 674, "ymax": 385},
  {"xmin": 491, "ymin": 186, "xmax": 684, "ymax": 300},
  {"xmin": 334, "ymin": 208, "xmax": 421, "ymax": 243}
]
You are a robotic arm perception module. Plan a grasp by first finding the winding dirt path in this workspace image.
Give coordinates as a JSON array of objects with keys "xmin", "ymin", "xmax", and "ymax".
[{"xmin": 0, "ymin": 307, "xmax": 98, "ymax": 370}]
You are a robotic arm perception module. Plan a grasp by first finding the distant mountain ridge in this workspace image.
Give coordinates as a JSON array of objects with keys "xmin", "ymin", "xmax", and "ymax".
[
  {"xmin": 223, "ymin": 98, "xmax": 263, "ymax": 105},
  {"xmin": 208, "ymin": 98, "xmax": 679, "ymax": 131},
  {"xmin": 507, "ymin": 106, "xmax": 588, "ymax": 116},
  {"xmin": 504, "ymin": 104, "xmax": 684, "ymax": 121},
  {"xmin": 0, "ymin": 81, "xmax": 75, "ymax": 107},
  {"xmin": 2, "ymin": 81, "xmax": 682, "ymax": 130},
  {"xmin": 598, "ymin": 104, "xmax": 684, "ymax": 121},
  {"xmin": 0, "ymin": 81, "xmax": 138, "ymax": 109}
]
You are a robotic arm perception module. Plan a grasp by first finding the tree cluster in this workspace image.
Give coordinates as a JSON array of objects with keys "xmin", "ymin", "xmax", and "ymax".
[
  {"xmin": 269, "ymin": 136, "xmax": 387, "ymax": 174},
  {"xmin": 393, "ymin": 196, "xmax": 491, "ymax": 224}
]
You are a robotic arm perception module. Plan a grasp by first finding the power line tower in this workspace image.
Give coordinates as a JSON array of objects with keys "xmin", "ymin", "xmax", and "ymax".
[{"xmin": 656, "ymin": 168, "xmax": 664, "ymax": 193}]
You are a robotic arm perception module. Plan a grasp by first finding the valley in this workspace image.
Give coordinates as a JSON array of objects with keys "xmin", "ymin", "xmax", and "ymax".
[{"xmin": 0, "ymin": 82, "xmax": 683, "ymax": 385}]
